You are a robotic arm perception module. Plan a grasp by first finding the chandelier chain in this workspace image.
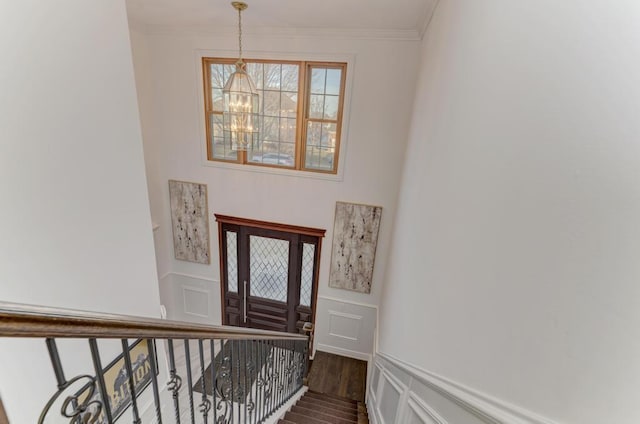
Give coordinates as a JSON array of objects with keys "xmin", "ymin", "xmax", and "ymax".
[{"xmin": 238, "ymin": 7, "xmax": 243, "ymax": 61}]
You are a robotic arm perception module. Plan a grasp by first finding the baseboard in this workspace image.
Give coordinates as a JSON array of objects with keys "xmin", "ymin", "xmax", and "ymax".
[
  {"xmin": 373, "ymin": 352, "xmax": 559, "ymax": 424},
  {"xmin": 316, "ymin": 344, "xmax": 372, "ymax": 362}
]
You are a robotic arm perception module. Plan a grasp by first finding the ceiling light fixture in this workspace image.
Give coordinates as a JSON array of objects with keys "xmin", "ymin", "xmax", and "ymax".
[{"xmin": 223, "ymin": 1, "xmax": 259, "ymax": 152}]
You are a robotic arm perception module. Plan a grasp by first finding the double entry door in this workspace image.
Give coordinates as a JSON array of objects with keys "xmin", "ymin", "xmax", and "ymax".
[{"xmin": 216, "ymin": 215, "xmax": 324, "ymax": 334}]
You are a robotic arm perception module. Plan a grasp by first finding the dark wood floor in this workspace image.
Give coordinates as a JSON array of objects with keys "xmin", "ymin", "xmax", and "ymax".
[
  {"xmin": 306, "ymin": 351, "xmax": 367, "ymax": 402},
  {"xmin": 0, "ymin": 396, "xmax": 8, "ymax": 424}
]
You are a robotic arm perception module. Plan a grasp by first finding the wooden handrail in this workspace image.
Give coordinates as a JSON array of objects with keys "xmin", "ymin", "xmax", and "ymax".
[{"xmin": 0, "ymin": 302, "xmax": 307, "ymax": 341}]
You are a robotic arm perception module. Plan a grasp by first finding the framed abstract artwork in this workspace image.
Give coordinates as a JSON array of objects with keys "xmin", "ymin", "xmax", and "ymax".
[
  {"xmin": 329, "ymin": 202, "xmax": 382, "ymax": 294},
  {"xmin": 169, "ymin": 180, "xmax": 210, "ymax": 264}
]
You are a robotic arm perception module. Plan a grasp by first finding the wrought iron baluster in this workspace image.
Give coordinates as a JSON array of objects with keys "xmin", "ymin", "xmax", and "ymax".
[
  {"xmin": 260, "ymin": 340, "xmax": 266, "ymax": 418},
  {"xmin": 265, "ymin": 340, "xmax": 271, "ymax": 416},
  {"xmin": 184, "ymin": 340, "xmax": 196, "ymax": 424},
  {"xmin": 243, "ymin": 339, "xmax": 248, "ymax": 424},
  {"xmin": 198, "ymin": 340, "xmax": 211, "ymax": 423},
  {"xmin": 297, "ymin": 340, "xmax": 304, "ymax": 388},
  {"xmin": 40, "ymin": 339, "xmax": 103, "ymax": 424},
  {"xmin": 283, "ymin": 340, "xmax": 288, "ymax": 407},
  {"xmin": 285, "ymin": 340, "xmax": 292, "ymax": 400},
  {"xmin": 88, "ymin": 339, "xmax": 114, "ymax": 423},
  {"xmin": 168, "ymin": 340, "xmax": 182, "ymax": 424},
  {"xmin": 276, "ymin": 340, "xmax": 284, "ymax": 409},
  {"xmin": 281, "ymin": 340, "xmax": 287, "ymax": 404},
  {"xmin": 120, "ymin": 339, "xmax": 142, "ymax": 424},
  {"xmin": 229, "ymin": 339, "xmax": 235, "ymax": 424},
  {"xmin": 293, "ymin": 340, "xmax": 298, "ymax": 388},
  {"xmin": 251, "ymin": 339, "xmax": 256, "ymax": 424},
  {"xmin": 303, "ymin": 338, "xmax": 309, "ymax": 382},
  {"xmin": 294, "ymin": 340, "xmax": 299, "ymax": 394},
  {"xmin": 46, "ymin": 338, "xmax": 66, "ymax": 389},
  {"xmin": 269, "ymin": 340, "xmax": 278, "ymax": 415},
  {"xmin": 146, "ymin": 339, "xmax": 163, "ymax": 424},
  {"xmin": 287, "ymin": 340, "xmax": 293, "ymax": 400},
  {"xmin": 210, "ymin": 339, "xmax": 217, "ymax": 424},
  {"xmin": 286, "ymin": 340, "xmax": 292, "ymax": 402},
  {"xmin": 256, "ymin": 340, "xmax": 263, "ymax": 422},
  {"xmin": 293, "ymin": 340, "xmax": 299, "ymax": 390},
  {"xmin": 274, "ymin": 340, "xmax": 280, "ymax": 410},
  {"xmin": 235, "ymin": 339, "xmax": 241, "ymax": 421}
]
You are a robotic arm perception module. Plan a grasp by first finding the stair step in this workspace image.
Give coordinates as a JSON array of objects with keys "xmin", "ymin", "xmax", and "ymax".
[
  {"xmin": 357, "ymin": 403, "xmax": 369, "ymax": 424},
  {"xmin": 357, "ymin": 403, "xmax": 368, "ymax": 415},
  {"xmin": 291, "ymin": 405, "xmax": 357, "ymax": 424},
  {"xmin": 305, "ymin": 391, "xmax": 358, "ymax": 407},
  {"xmin": 285, "ymin": 411, "xmax": 340, "ymax": 424},
  {"xmin": 297, "ymin": 399, "xmax": 358, "ymax": 416},
  {"xmin": 292, "ymin": 404, "xmax": 357, "ymax": 421},
  {"xmin": 300, "ymin": 394, "xmax": 358, "ymax": 412}
]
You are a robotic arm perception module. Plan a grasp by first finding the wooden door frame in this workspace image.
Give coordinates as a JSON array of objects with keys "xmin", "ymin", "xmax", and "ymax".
[{"xmin": 215, "ymin": 214, "xmax": 325, "ymax": 332}]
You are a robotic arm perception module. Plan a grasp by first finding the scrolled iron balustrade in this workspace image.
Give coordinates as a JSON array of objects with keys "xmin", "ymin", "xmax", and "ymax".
[{"xmin": 0, "ymin": 302, "xmax": 309, "ymax": 424}]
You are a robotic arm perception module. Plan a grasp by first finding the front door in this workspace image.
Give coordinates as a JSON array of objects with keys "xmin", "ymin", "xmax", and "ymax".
[{"xmin": 216, "ymin": 215, "xmax": 324, "ymax": 333}]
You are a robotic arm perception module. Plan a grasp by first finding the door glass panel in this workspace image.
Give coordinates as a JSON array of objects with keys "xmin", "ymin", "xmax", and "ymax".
[
  {"xmin": 226, "ymin": 231, "xmax": 238, "ymax": 293},
  {"xmin": 249, "ymin": 235, "xmax": 289, "ymax": 302},
  {"xmin": 300, "ymin": 243, "xmax": 315, "ymax": 307}
]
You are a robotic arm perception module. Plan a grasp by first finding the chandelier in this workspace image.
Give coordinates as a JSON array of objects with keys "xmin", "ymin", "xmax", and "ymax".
[{"xmin": 223, "ymin": 2, "xmax": 259, "ymax": 152}]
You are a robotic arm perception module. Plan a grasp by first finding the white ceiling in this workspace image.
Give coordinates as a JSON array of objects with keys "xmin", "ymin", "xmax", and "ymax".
[{"xmin": 126, "ymin": 0, "xmax": 438, "ymax": 36}]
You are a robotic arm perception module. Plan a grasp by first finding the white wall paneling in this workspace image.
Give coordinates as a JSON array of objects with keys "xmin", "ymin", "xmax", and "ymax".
[
  {"xmin": 314, "ymin": 296, "xmax": 377, "ymax": 362},
  {"xmin": 368, "ymin": 353, "xmax": 559, "ymax": 424},
  {"xmin": 405, "ymin": 394, "xmax": 447, "ymax": 424},
  {"xmin": 159, "ymin": 273, "xmax": 221, "ymax": 325},
  {"xmin": 182, "ymin": 286, "xmax": 210, "ymax": 318},
  {"xmin": 328, "ymin": 310, "xmax": 362, "ymax": 341},
  {"xmin": 377, "ymin": 370, "xmax": 406, "ymax": 424}
]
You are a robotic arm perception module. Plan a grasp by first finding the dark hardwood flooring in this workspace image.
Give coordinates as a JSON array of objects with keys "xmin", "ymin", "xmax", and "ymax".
[
  {"xmin": 0, "ymin": 396, "xmax": 8, "ymax": 424},
  {"xmin": 306, "ymin": 351, "xmax": 367, "ymax": 402}
]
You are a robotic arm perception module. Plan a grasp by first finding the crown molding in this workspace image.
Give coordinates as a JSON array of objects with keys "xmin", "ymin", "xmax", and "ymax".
[{"xmin": 129, "ymin": 22, "xmax": 422, "ymax": 41}]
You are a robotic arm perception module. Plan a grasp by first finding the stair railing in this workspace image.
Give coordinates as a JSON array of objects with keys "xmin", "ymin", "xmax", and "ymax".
[{"xmin": 0, "ymin": 302, "xmax": 309, "ymax": 424}]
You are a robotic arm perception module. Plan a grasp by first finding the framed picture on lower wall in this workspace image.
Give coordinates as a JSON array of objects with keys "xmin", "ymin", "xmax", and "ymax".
[{"xmin": 75, "ymin": 339, "xmax": 158, "ymax": 424}]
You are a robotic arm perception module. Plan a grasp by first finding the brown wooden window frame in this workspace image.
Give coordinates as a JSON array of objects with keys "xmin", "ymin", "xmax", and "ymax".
[{"xmin": 202, "ymin": 58, "xmax": 347, "ymax": 175}]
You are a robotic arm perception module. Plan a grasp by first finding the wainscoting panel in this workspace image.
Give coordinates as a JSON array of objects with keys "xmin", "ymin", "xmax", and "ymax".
[
  {"xmin": 379, "ymin": 371, "xmax": 405, "ymax": 424},
  {"xmin": 314, "ymin": 296, "xmax": 377, "ymax": 362},
  {"xmin": 329, "ymin": 310, "xmax": 362, "ymax": 340},
  {"xmin": 182, "ymin": 286, "xmax": 209, "ymax": 318},
  {"xmin": 159, "ymin": 273, "xmax": 221, "ymax": 325},
  {"xmin": 368, "ymin": 353, "xmax": 559, "ymax": 424}
]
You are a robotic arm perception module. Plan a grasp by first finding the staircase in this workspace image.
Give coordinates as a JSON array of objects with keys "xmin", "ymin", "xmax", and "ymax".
[{"xmin": 278, "ymin": 390, "xmax": 369, "ymax": 424}]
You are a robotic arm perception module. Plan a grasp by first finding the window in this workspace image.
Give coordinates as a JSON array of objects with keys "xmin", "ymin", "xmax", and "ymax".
[{"xmin": 203, "ymin": 58, "xmax": 347, "ymax": 174}]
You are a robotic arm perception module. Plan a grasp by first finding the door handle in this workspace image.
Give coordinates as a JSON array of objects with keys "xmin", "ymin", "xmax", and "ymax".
[{"xmin": 243, "ymin": 280, "xmax": 248, "ymax": 323}]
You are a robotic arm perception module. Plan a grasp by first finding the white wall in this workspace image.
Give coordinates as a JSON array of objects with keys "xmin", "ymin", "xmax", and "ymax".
[
  {"xmin": 0, "ymin": 1, "xmax": 161, "ymax": 421},
  {"xmin": 379, "ymin": 1, "xmax": 640, "ymax": 423},
  {"xmin": 130, "ymin": 28, "xmax": 421, "ymax": 358}
]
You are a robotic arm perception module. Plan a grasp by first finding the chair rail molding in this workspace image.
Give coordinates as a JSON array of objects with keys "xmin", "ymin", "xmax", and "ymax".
[{"xmin": 370, "ymin": 352, "xmax": 560, "ymax": 424}]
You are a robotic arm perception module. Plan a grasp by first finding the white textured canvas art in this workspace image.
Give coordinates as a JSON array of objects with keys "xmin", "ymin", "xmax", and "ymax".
[
  {"xmin": 329, "ymin": 202, "xmax": 382, "ymax": 294},
  {"xmin": 169, "ymin": 180, "xmax": 210, "ymax": 264}
]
